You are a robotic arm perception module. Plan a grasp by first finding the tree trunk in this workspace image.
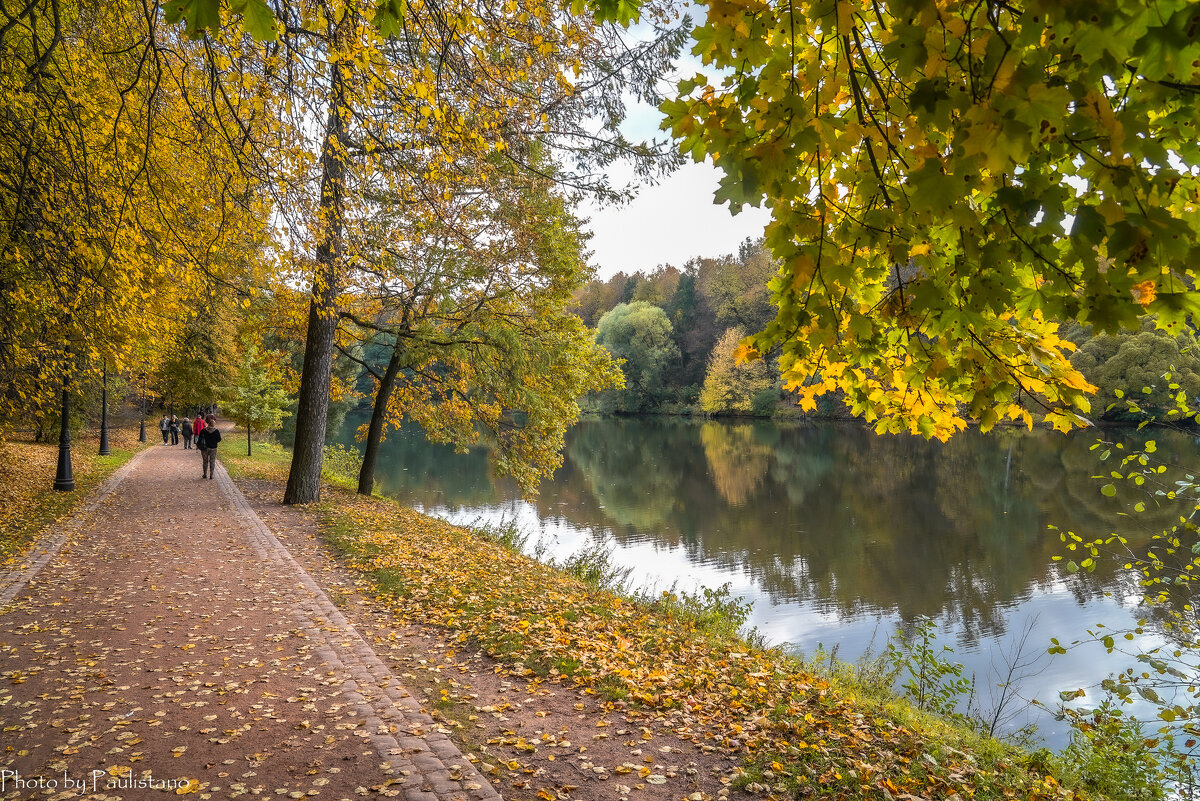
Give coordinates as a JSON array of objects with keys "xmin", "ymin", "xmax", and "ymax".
[
  {"xmin": 283, "ymin": 26, "xmax": 350, "ymax": 505},
  {"xmin": 247, "ymin": 413, "xmax": 252, "ymax": 457},
  {"xmin": 357, "ymin": 342, "xmax": 405, "ymax": 495}
]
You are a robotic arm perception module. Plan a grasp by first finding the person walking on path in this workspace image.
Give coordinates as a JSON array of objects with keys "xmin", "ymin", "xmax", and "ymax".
[
  {"xmin": 196, "ymin": 414, "xmax": 221, "ymax": 478},
  {"xmin": 193, "ymin": 412, "xmax": 206, "ymax": 439},
  {"xmin": 181, "ymin": 416, "xmax": 194, "ymax": 449},
  {"xmin": 159, "ymin": 414, "xmax": 170, "ymax": 444},
  {"xmin": 169, "ymin": 414, "xmax": 180, "ymax": 445}
]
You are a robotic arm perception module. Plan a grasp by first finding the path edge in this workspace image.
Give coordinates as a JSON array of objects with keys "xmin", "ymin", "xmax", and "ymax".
[{"xmin": 214, "ymin": 463, "xmax": 503, "ymax": 801}]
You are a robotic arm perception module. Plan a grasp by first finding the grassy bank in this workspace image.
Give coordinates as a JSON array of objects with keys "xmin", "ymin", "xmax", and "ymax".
[
  {"xmin": 225, "ymin": 442, "xmax": 1091, "ymax": 801},
  {"xmin": 0, "ymin": 428, "xmax": 146, "ymax": 559}
]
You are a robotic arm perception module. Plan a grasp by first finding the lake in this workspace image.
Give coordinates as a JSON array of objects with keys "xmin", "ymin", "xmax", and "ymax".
[{"xmin": 336, "ymin": 415, "xmax": 1194, "ymax": 748}]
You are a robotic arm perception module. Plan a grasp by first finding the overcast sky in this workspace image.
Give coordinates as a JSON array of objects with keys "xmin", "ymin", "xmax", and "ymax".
[
  {"xmin": 573, "ymin": 11, "xmax": 772, "ymax": 282},
  {"xmin": 580, "ymin": 159, "xmax": 772, "ymax": 280}
]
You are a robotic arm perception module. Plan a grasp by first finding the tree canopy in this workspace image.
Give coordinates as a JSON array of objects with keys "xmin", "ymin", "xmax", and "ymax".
[
  {"xmin": 662, "ymin": 0, "xmax": 1200, "ymax": 439},
  {"xmin": 181, "ymin": 0, "xmax": 684, "ymax": 503},
  {"xmin": 341, "ymin": 166, "xmax": 621, "ymax": 496},
  {"xmin": 1066, "ymin": 320, "xmax": 1200, "ymax": 420},
  {"xmin": 0, "ymin": 0, "xmax": 268, "ymax": 434},
  {"xmin": 594, "ymin": 301, "xmax": 680, "ymax": 412}
]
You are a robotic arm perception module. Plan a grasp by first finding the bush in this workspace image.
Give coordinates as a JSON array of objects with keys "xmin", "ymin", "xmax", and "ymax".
[
  {"xmin": 798, "ymin": 641, "xmax": 901, "ymax": 700},
  {"xmin": 641, "ymin": 583, "xmax": 757, "ymax": 644},
  {"xmin": 321, "ymin": 443, "xmax": 363, "ymax": 485},
  {"xmin": 885, "ymin": 616, "xmax": 974, "ymax": 720},
  {"xmin": 750, "ymin": 387, "xmax": 778, "ymax": 417},
  {"xmin": 555, "ymin": 543, "xmax": 634, "ymax": 593},
  {"xmin": 1060, "ymin": 699, "xmax": 1171, "ymax": 801}
]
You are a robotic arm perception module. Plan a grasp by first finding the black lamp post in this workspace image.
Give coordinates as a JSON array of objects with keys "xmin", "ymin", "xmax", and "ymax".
[
  {"xmin": 53, "ymin": 378, "xmax": 75, "ymax": 492},
  {"xmin": 138, "ymin": 361, "xmax": 147, "ymax": 442},
  {"xmin": 98, "ymin": 361, "xmax": 111, "ymax": 456}
]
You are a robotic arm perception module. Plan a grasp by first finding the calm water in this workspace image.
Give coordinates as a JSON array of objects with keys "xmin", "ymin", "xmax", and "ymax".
[{"xmin": 337, "ymin": 415, "xmax": 1194, "ymax": 747}]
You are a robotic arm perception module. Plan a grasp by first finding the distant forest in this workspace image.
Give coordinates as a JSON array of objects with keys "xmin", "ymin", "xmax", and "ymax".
[{"xmin": 572, "ymin": 238, "xmax": 1200, "ymax": 422}]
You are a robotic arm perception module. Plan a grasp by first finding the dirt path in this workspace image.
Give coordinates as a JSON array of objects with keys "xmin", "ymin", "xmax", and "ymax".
[{"xmin": 0, "ymin": 443, "xmax": 497, "ymax": 801}]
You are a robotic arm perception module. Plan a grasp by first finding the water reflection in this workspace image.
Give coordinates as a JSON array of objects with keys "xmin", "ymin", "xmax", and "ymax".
[{"xmin": 339, "ymin": 415, "xmax": 1185, "ymax": 744}]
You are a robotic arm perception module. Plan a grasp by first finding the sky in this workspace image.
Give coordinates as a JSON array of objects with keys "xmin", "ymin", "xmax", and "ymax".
[
  {"xmin": 573, "ymin": 9, "xmax": 773, "ymax": 281},
  {"xmin": 580, "ymin": 159, "xmax": 772, "ymax": 280}
]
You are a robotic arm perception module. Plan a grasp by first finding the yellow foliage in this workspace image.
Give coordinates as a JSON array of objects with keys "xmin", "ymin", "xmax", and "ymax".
[
  {"xmin": 0, "ymin": 0, "xmax": 269, "ymax": 430},
  {"xmin": 0, "ymin": 431, "xmax": 145, "ymax": 556}
]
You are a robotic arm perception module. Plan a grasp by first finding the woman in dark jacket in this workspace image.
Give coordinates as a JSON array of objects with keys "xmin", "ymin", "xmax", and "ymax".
[{"xmin": 197, "ymin": 416, "xmax": 222, "ymax": 479}]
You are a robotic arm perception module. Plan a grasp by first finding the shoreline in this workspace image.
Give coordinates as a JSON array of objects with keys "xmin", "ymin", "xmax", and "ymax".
[{"xmin": 220, "ymin": 440, "xmax": 1098, "ymax": 801}]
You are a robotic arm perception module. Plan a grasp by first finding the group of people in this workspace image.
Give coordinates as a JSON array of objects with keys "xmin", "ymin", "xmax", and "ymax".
[{"xmin": 159, "ymin": 413, "xmax": 223, "ymax": 479}]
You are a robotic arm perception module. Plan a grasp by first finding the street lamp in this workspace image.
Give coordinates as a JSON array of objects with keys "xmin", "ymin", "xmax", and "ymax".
[
  {"xmin": 53, "ymin": 375, "xmax": 74, "ymax": 492},
  {"xmin": 138, "ymin": 361, "xmax": 147, "ymax": 442},
  {"xmin": 98, "ymin": 361, "xmax": 111, "ymax": 456}
]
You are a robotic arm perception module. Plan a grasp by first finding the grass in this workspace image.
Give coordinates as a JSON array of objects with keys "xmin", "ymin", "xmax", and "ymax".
[
  {"xmin": 222, "ymin": 443, "xmax": 1100, "ymax": 801},
  {"xmin": 0, "ymin": 428, "xmax": 147, "ymax": 558}
]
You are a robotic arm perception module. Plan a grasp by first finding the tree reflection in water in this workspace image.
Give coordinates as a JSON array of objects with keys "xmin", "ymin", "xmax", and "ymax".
[{"xmin": 337, "ymin": 415, "xmax": 1177, "ymax": 647}]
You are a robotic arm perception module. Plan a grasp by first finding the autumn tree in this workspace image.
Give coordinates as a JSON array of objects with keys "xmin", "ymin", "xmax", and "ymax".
[
  {"xmin": 153, "ymin": 301, "xmax": 242, "ymax": 415},
  {"xmin": 177, "ymin": 0, "xmax": 685, "ymax": 504},
  {"xmin": 0, "ymin": 0, "xmax": 267, "ymax": 442},
  {"xmin": 699, "ymin": 327, "xmax": 774, "ymax": 416},
  {"xmin": 662, "ymin": 1, "xmax": 1200, "ymax": 439},
  {"xmin": 339, "ymin": 169, "xmax": 622, "ymax": 496},
  {"xmin": 631, "ymin": 265, "xmax": 683, "ymax": 307},
  {"xmin": 695, "ymin": 239, "xmax": 777, "ymax": 335},
  {"xmin": 594, "ymin": 301, "xmax": 679, "ymax": 412}
]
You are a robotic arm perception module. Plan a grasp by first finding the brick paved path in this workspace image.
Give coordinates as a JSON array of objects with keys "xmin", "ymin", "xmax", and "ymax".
[{"xmin": 0, "ymin": 443, "xmax": 499, "ymax": 801}]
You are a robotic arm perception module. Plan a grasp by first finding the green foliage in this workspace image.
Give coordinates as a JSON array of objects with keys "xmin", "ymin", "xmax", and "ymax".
[
  {"xmin": 886, "ymin": 617, "xmax": 974, "ymax": 720},
  {"xmin": 572, "ymin": 240, "xmax": 776, "ymax": 407},
  {"xmin": 696, "ymin": 238, "xmax": 776, "ymax": 335},
  {"xmin": 555, "ymin": 543, "xmax": 635, "ymax": 594},
  {"xmin": 1060, "ymin": 700, "xmax": 1172, "ymax": 801},
  {"xmin": 797, "ymin": 642, "xmax": 901, "ymax": 702},
  {"xmin": 472, "ymin": 519, "xmax": 536, "ymax": 557},
  {"xmin": 750, "ymin": 387, "xmax": 779, "ymax": 418},
  {"xmin": 642, "ymin": 583, "xmax": 755, "ymax": 644},
  {"xmin": 699, "ymin": 327, "xmax": 774, "ymax": 416},
  {"xmin": 347, "ymin": 176, "xmax": 622, "ymax": 497},
  {"xmin": 321, "ymin": 443, "xmax": 364, "ymax": 486},
  {"xmin": 220, "ymin": 345, "xmax": 291, "ymax": 454},
  {"xmin": 594, "ymin": 301, "xmax": 679, "ymax": 412},
  {"xmin": 1052, "ymin": 386, "xmax": 1200, "ymax": 790},
  {"xmin": 1067, "ymin": 320, "xmax": 1200, "ymax": 420},
  {"xmin": 663, "ymin": 0, "xmax": 1200, "ymax": 439},
  {"xmin": 157, "ymin": 305, "xmax": 239, "ymax": 413}
]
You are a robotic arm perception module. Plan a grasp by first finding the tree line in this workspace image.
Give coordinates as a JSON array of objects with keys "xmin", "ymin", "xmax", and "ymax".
[{"xmin": 573, "ymin": 240, "xmax": 1200, "ymax": 424}]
